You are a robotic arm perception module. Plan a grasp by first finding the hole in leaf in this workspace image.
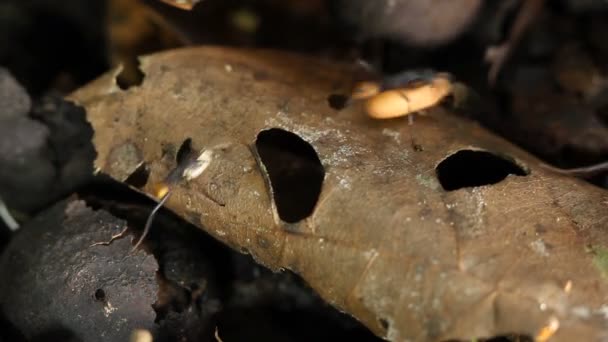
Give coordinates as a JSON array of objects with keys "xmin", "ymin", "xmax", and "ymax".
[
  {"xmin": 255, "ymin": 128, "xmax": 325, "ymax": 223},
  {"xmin": 328, "ymin": 94, "xmax": 349, "ymax": 110},
  {"xmin": 442, "ymin": 334, "xmax": 532, "ymax": 342},
  {"xmin": 116, "ymin": 58, "xmax": 144, "ymax": 90},
  {"xmin": 94, "ymin": 288, "xmax": 106, "ymax": 301},
  {"xmin": 124, "ymin": 162, "xmax": 150, "ymax": 188},
  {"xmin": 378, "ymin": 318, "xmax": 389, "ymax": 331},
  {"xmin": 176, "ymin": 138, "xmax": 194, "ymax": 164},
  {"xmin": 436, "ymin": 150, "xmax": 527, "ymax": 191}
]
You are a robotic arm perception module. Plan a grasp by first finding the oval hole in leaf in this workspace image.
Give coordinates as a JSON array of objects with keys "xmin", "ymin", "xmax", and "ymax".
[
  {"xmin": 176, "ymin": 137, "xmax": 193, "ymax": 164},
  {"xmin": 378, "ymin": 318, "xmax": 389, "ymax": 332},
  {"xmin": 116, "ymin": 57, "xmax": 144, "ymax": 90},
  {"xmin": 124, "ymin": 162, "xmax": 150, "ymax": 188},
  {"xmin": 255, "ymin": 128, "xmax": 325, "ymax": 223},
  {"xmin": 94, "ymin": 288, "xmax": 106, "ymax": 302},
  {"xmin": 327, "ymin": 93, "xmax": 349, "ymax": 110},
  {"xmin": 442, "ymin": 333, "xmax": 532, "ymax": 342},
  {"xmin": 436, "ymin": 150, "xmax": 528, "ymax": 191}
]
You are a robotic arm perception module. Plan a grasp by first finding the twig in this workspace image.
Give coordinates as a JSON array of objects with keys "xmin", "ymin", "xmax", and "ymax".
[
  {"xmin": 485, "ymin": 0, "xmax": 546, "ymax": 85},
  {"xmin": 214, "ymin": 327, "xmax": 224, "ymax": 342},
  {"xmin": 0, "ymin": 196, "xmax": 19, "ymax": 231},
  {"xmin": 90, "ymin": 226, "xmax": 129, "ymax": 247},
  {"xmin": 538, "ymin": 160, "xmax": 608, "ymax": 178}
]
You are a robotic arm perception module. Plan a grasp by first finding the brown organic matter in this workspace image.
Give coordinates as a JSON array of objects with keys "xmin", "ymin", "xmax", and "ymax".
[{"xmin": 70, "ymin": 47, "xmax": 608, "ymax": 341}]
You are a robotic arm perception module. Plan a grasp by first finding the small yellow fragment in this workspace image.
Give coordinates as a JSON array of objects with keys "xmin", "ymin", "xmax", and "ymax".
[
  {"xmin": 151, "ymin": 182, "xmax": 170, "ymax": 199},
  {"xmin": 130, "ymin": 329, "xmax": 153, "ymax": 342},
  {"xmin": 535, "ymin": 316, "xmax": 559, "ymax": 342}
]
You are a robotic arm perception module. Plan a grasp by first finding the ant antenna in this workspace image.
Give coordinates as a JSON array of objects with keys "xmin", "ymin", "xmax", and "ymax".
[{"xmin": 132, "ymin": 190, "xmax": 171, "ymax": 252}]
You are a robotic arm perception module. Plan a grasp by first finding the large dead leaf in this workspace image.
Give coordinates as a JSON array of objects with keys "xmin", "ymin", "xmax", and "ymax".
[{"xmin": 69, "ymin": 47, "xmax": 608, "ymax": 341}]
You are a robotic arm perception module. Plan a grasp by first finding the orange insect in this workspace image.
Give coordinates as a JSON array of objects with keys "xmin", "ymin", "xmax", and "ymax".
[
  {"xmin": 350, "ymin": 68, "xmax": 454, "ymax": 122},
  {"xmin": 535, "ymin": 316, "xmax": 559, "ymax": 342}
]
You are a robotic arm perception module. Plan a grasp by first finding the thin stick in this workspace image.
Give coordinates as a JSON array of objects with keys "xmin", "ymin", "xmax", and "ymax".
[
  {"xmin": 132, "ymin": 191, "xmax": 171, "ymax": 252},
  {"xmin": 214, "ymin": 327, "xmax": 224, "ymax": 342},
  {"xmin": 0, "ymin": 196, "xmax": 19, "ymax": 231},
  {"xmin": 90, "ymin": 226, "xmax": 129, "ymax": 247},
  {"xmin": 486, "ymin": 0, "xmax": 546, "ymax": 85},
  {"xmin": 539, "ymin": 160, "xmax": 608, "ymax": 178}
]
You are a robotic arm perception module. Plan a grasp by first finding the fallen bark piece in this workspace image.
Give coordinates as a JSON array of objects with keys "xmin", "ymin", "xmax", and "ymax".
[{"xmin": 71, "ymin": 47, "xmax": 608, "ymax": 341}]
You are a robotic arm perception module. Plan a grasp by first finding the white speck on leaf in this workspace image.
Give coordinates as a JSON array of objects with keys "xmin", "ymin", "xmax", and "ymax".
[
  {"xmin": 572, "ymin": 306, "xmax": 591, "ymax": 319},
  {"xmin": 382, "ymin": 128, "xmax": 401, "ymax": 143},
  {"xmin": 531, "ymin": 238, "xmax": 550, "ymax": 257},
  {"xmin": 338, "ymin": 177, "xmax": 352, "ymax": 189},
  {"xmin": 103, "ymin": 302, "xmax": 117, "ymax": 317}
]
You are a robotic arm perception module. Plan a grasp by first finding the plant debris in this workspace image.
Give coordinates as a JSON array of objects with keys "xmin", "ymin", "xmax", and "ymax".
[
  {"xmin": 2, "ymin": 1, "xmax": 608, "ymax": 341},
  {"xmin": 71, "ymin": 47, "xmax": 608, "ymax": 341}
]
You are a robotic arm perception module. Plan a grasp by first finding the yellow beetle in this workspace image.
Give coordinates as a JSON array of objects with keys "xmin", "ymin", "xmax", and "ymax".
[{"xmin": 350, "ymin": 69, "xmax": 454, "ymax": 120}]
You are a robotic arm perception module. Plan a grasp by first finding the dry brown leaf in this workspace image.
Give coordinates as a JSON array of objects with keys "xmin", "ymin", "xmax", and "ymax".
[
  {"xmin": 70, "ymin": 47, "xmax": 608, "ymax": 341},
  {"xmin": 157, "ymin": 0, "xmax": 201, "ymax": 10}
]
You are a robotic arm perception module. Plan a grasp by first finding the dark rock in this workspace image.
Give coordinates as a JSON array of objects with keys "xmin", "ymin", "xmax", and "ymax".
[
  {"xmin": 0, "ymin": 200, "xmax": 158, "ymax": 342},
  {"xmin": 75, "ymin": 179, "xmax": 226, "ymax": 341},
  {"xmin": 328, "ymin": 0, "xmax": 482, "ymax": 46},
  {"xmin": 30, "ymin": 95, "xmax": 96, "ymax": 190},
  {"xmin": 0, "ymin": 117, "xmax": 55, "ymax": 211},
  {"xmin": 0, "ymin": 68, "xmax": 31, "ymax": 119},
  {"xmin": 0, "ymin": 96, "xmax": 95, "ymax": 213}
]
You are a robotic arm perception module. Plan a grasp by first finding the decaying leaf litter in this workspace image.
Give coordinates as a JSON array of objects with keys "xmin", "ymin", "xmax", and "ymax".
[
  {"xmin": 70, "ymin": 47, "xmax": 608, "ymax": 341},
  {"xmin": 2, "ymin": 0, "xmax": 608, "ymax": 341}
]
